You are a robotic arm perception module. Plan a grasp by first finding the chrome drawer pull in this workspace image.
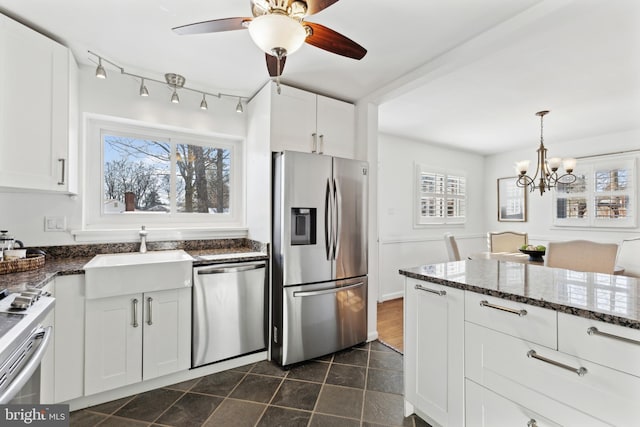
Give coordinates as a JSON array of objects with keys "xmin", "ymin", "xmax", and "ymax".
[
  {"xmin": 527, "ymin": 420, "xmax": 538, "ymax": 427},
  {"xmin": 527, "ymin": 350, "xmax": 588, "ymax": 377},
  {"xmin": 414, "ymin": 284, "xmax": 446, "ymax": 296},
  {"xmin": 480, "ymin": 300, "xmax": 527, "ymax": 316},
  {"xmin": 587, "ymin": 327, "xmax": 640, "ymax": 346}
]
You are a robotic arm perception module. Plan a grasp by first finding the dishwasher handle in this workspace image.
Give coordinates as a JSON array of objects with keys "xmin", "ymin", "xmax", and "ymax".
[{"xmin": 197, "ymin": 261, "xmax": 266, "ymax": 275}]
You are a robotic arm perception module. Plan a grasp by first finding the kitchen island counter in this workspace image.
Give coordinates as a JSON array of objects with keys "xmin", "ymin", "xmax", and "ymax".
[{"xmin": 400, "ymin": 259, "xmax": 639, "ymax": 329}]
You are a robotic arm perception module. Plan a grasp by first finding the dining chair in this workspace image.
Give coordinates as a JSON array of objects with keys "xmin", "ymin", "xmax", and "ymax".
[
  {"xmin": 545, "ymin": 240, "xmax": 618, "ymax": 274},
  {"xmin": 444, "ymin": 233, "xmax": 461, "ymax": 261},
  {"xmin": 487, "ymin": 231, "xmax": 528, "ymax": 253},
  {"xmin": 616, "ymin": 237, "xmax": 640, "ymax": 278}
]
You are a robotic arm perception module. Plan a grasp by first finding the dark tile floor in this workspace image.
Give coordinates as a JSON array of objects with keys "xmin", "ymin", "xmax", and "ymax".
[{"xmin": 69, "ymin": 341, "xmax": 431, "ymax": 427}]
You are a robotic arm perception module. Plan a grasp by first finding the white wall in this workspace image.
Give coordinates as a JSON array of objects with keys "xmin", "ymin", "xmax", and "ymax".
[
  {"xmin": 484, "ymin": 128, "xmax": 640, "ymax": 246},
  {"xmin": 377, "ymin": 133, "xmax": 487, "ymax": 301},
  {"xmin": 0, "ymin": 65, "xmax": 247, "ymax": 246}
]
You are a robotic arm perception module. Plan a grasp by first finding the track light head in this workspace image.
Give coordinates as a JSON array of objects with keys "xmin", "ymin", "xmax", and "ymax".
[
  {"xmin": 200, "ymin": 94, "xmax": 208, "ymax": 110},
  {"xmin": 236, "ymin": 98, "xmax": 244, "ymax": 114},
  {"xmin": 95, "ymin": 58, "xmax": 106, "ymax": 79},
  {"xmin": 139, "ymin": 79, "xmax": 149, "ymax": 97},
  {"xmin": 171, "ymin": 89, "xmax": 180, "ymax": 104}
]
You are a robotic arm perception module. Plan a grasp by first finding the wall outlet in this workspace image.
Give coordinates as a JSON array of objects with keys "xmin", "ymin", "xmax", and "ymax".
[{"xmin": 45, "ymin": 216, "xmax": 66, "ymax": 232}]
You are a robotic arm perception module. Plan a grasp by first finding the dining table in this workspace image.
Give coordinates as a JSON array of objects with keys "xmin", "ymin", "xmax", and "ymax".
[{"xmin": 468, "ymin": 251, "xmax": 626, "ymax": 274}]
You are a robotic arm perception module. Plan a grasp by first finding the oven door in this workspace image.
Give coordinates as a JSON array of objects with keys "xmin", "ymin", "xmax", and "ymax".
[
  {"xmin": 0, "ymin": 326, "xmax": 52, "ymax": 404},
  {"xmin": 282, "ymin": 277, "xmax": 367, "ymax": 366}
]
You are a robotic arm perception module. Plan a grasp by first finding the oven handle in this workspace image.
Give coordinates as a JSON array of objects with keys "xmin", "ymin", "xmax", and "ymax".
[
  {"xmin": 0, "ymin": 326, "xmax": 52, "ymax": 404},
  {"xmin": 293, "ymin": 282, "xmax": 364, "ymax": 297}
]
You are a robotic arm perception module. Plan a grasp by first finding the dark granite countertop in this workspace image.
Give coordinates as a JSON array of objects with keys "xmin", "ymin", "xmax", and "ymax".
[
  {"xmin": 0, "ymin": 239, "xmax": 268, "ymax": 293},
  {"xmin": 400, "ymin": 259, "xmax": 640, "ymax": 329}
]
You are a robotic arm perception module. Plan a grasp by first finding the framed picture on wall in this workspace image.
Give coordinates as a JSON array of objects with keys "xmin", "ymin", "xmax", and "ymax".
[{"xmin": 497, "ymin": 177, "xmax": 527, "ymax": 222}]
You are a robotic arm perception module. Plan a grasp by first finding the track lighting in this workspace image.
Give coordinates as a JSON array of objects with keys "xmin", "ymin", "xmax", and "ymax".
[
  {"xmin": 171, "ymin": 89, "xmax": 180, "ymax": 104},
  {"xmin": 139, "ymin": 78, "xmax": 149, "ymax": 96},
  {"xmin": 88, "ymin": 51, "xmax": 248, "ymax": 113},
  {"xmin": 95, "ymin": 58, "xmax": 106, "ymax": 79}
]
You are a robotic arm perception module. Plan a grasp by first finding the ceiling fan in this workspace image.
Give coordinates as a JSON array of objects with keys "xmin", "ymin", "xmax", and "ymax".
[{"xmin": 172, "ymin": 0, "xmax": 367, "ymax": 78}]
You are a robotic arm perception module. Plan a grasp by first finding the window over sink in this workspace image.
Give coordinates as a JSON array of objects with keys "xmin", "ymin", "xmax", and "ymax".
[{"xmin": 84, "ymin": 116, "xmax": 244, "ymax": 230}]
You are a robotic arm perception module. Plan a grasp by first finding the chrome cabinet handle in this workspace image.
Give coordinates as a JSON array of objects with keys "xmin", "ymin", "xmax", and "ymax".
[
  {"xmin": 527, "ymin": 419, "xmax": 538, "ymax": 427},
  {"xmin": 311, "ymin": 133, "xmax": 318, "ymax": 153},
  {"xmin": 414, "ymin": 284, "xmax": 446, "ymax": 296},
  {"xmin": 132, "ymin": 298, "xmax": 139, "ymax": 328},
  {"xmin": 318, "ymin": 134, "xmax": 324, "ymax": 154},
  {"xmin": 480, "ymin": 300, "xmax": 527, "ymax": 317},
  {"xmin": 57, "ymin": 158, "xmax": 66, "ymax": 185},
  {"xmin": 527, "ymin": 350, "xmax": 587, "ymax": 377},
  {"xmin": 147, "ymin": 297, "xmax": 153, "ymax": 326},
  {"xmin": 587, "ymin": 327, "xmax": 640, "ymax": 346}
]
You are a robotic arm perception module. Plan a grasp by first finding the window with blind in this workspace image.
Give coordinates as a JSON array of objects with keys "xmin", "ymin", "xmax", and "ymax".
[
  {"xmin": 415, "ymin": 165, "xmax": 466, "ymax": 225},
  {"xmin": 554, "ymin": 156, "xmax": 636, "ymax": 228}
]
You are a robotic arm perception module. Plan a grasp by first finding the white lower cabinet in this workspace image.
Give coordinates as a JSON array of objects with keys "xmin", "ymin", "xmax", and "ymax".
[
  {"xmin": 52, "ymin": 275, "xmax": 85, "ymax": 403},
  {"xmin": 465, "ymin": 379, "xmax": 606, "ymax": 427},
  {"xmin": 84, "ymin": 288, "xmax": 191, "ymax": 395},
  {"xmin": 404, "ymin": 278, "xmax": 465, "ymax": 427},
  {"xmin": 466, "ymin": 321, "xmax": 640, "ymax": 426}
]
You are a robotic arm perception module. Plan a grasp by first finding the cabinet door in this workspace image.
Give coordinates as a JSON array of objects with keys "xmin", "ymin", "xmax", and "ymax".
[
  {"xmin": 142, "ymin": 288, "xmax": 191, "ymax": 380},
  {"xmin": 85, "ymin": 294, "xmax": 142, "ymax": 395},
  {"xmin": 39, "ymin": 282, "xmax": 55, "ymax": 404},
  {"xmin": 0, "ymin": 14, "xmax": 70, "ymax": 192},
  {"xmin": 404, "ymin": 278, "xmax": 464, "ymax": 427},
  {"xmin": 270, "ymin": 83, "xmax": 317, "ymax": 153},
  {"xmin": 53, "ymin": 275, "xmax": 85, "ymax": 403},
  {"xmin": 316, "ymin": 95, "xmax": 355, "ymax": 159}
]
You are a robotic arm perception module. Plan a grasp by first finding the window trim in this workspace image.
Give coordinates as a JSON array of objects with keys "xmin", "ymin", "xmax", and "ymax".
[
  {"xmin": 414, "ymin": 163, "xmax": 467, "ymax": 227},
  {"xmin": 84, "ymin": 114, "xmax": 245, "ymax": 230},
  {"xmin": 553, "ymin": 155, "xmax": 636, "ymax": 228}
]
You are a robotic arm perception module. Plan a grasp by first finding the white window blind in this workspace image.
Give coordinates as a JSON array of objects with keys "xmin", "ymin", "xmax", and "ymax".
[
  {"xmin": 416, "ymin": 165, "xmax": 466, "ymax": 225},
  {"xmin": 554, "ymin": 155, "xmax": 636, "ymax": 228}
]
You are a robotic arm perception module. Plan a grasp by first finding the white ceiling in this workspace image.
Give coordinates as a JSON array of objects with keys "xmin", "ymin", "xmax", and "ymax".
[{"xmin": 0, "ymin": 0, "xmax": 638, "ymax": 155}]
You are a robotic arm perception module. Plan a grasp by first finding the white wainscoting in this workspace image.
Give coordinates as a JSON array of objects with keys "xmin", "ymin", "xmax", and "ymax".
[{"xmin": 378, "ymin": 234, "xmax": 486, "ymax": 301}]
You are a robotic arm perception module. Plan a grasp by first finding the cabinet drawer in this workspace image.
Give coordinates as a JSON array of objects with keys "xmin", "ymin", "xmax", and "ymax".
[
  {"xmin": 465, "ymin": 379, "xmax": 608, "ymax": 427},
  {"xmin": 465, "ymin": 291, "xmax": 557, "ymax": 348},
  {"xmin": 466, "ymin": 322, "xmax": 640, "ymax": 426},
  {"xmin": 558, "ymin": 313, "xmax": 640, "ymax": 378}
]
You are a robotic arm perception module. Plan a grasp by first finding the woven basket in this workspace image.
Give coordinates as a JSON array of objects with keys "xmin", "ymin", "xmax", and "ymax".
[{"xmin": 0, "ymin": 254, "xmax": 45, "ymax": 275}]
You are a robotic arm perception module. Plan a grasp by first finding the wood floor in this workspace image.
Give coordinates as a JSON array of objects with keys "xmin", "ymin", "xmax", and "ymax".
[{"xmin": 377, "ymin": 298, "xmax": 403, "ymax": 353}]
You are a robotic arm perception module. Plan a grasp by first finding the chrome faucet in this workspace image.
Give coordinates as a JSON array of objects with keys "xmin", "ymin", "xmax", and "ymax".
[{"xmin": 139, "ymin": 225, "xmax": 148, "ymax": 253}]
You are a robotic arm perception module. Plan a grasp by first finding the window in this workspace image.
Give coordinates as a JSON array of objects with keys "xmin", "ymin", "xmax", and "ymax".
[
  {"xmin": 415, "ymin": 164, "xmax": 466, "ymax": 225},
  {"xmin": 85, "ymin": 117, "xmax": 243, "ymax": 229},
  {"xmin": 554, "ymin": 155, "xmax": 635, "ymax": 228}
]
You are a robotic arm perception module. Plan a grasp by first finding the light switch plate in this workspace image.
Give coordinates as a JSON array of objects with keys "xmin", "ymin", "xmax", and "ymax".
[{"xmin": 45, "ymin": 216, "xmax": 66, "ymax": 232}]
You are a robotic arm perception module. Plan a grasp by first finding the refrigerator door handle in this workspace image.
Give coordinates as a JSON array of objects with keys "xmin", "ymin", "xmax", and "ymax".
[
  {"xmin": 293, "ymin": 281, "xmax": 364, "ymax": 297},
  {"xmin": 324, "ymin": 178, "xmax": 332, "ymax": 261},
  {"xmin": 332, "ymin": 177, "xmax": 340, "ymax": 260}
]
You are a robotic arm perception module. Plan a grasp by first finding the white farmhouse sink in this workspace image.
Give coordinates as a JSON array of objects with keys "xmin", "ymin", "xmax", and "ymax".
[{"xmin": 84, "ymin": 250, "xmax": 193, "ymax": 299}]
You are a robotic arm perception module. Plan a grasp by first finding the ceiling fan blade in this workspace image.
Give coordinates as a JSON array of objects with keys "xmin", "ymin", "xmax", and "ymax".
[
  {"xmin": 306, "ymin": 0, "xmax": 341, "ymax": 16},
  {"xmin": 172, "ymin": 17, "xmax": 251, "ymax": 35},
  {"xmin": 266, "ymin": 53, "xmax": 287, "ymax": 77},
  {"xmin": 304, "ymin": 22, "xmax": 366, "ymax": 60}
]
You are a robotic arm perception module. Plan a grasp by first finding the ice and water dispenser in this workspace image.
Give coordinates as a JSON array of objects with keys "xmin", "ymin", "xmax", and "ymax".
[{"xmin": 291, "ymin": 208, "xmax": 316, "ymax": 245}]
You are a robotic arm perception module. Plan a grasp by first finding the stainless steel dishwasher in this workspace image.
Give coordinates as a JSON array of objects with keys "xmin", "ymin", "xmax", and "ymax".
[{"xmin": 192, "ymin": 260, "xmax": 267, "ymax": 368}]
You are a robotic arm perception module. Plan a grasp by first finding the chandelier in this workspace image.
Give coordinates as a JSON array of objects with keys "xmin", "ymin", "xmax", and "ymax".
[{"xmin": 515, "ymin": 110, "xmax": 576, "ymax": 195}]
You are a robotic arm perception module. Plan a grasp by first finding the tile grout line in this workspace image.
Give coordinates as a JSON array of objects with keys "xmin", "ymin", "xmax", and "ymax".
[
  {"xmin": 359, "ymin": 343, "xmax": 372, "ymax": 426},
  {"xmin": 306, "ymin": 353, "xmax": 334, "ymax": 426}
]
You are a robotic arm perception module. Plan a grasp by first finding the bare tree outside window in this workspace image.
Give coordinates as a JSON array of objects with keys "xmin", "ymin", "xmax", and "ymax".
[{"xmin": 103, "ymin": 134, "xmax": 231, "ymax": 215}]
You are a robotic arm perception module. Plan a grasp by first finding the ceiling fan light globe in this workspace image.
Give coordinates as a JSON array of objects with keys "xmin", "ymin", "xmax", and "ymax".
[{"xmin": 248, "ymin": 14, "xmax": 306, "ymax": 56}]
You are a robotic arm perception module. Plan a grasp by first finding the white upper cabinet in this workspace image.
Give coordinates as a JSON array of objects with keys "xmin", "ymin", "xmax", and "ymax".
[
  {"xmin": 0, "ymin": 13, "xmax": 77, "ymax": 193},
  {"xmin": 269, "ymin": 83, "xmax": 356, "ymax": 159}
]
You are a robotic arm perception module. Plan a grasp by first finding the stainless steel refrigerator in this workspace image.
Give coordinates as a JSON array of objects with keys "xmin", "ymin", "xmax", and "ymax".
[{"xmin": 271, "ymin": 151, "xmax": 368, "ymax": 366}]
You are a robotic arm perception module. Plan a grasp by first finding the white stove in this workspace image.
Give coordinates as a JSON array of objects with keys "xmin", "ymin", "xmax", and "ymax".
[{"xmin": 0, "ymin": 288, "xmax": 55, "ymax": 403}]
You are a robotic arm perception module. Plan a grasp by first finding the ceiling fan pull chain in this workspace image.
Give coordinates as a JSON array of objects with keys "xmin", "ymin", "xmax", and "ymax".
[{"xmin": 276, "ymin": 56, "xmax": 282, "ymax": 94}]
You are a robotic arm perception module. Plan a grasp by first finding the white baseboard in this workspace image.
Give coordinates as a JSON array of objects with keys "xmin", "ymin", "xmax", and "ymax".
[{"xmin": 367, "ymin": 331, "xmax": 379, "ymax": 342}]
